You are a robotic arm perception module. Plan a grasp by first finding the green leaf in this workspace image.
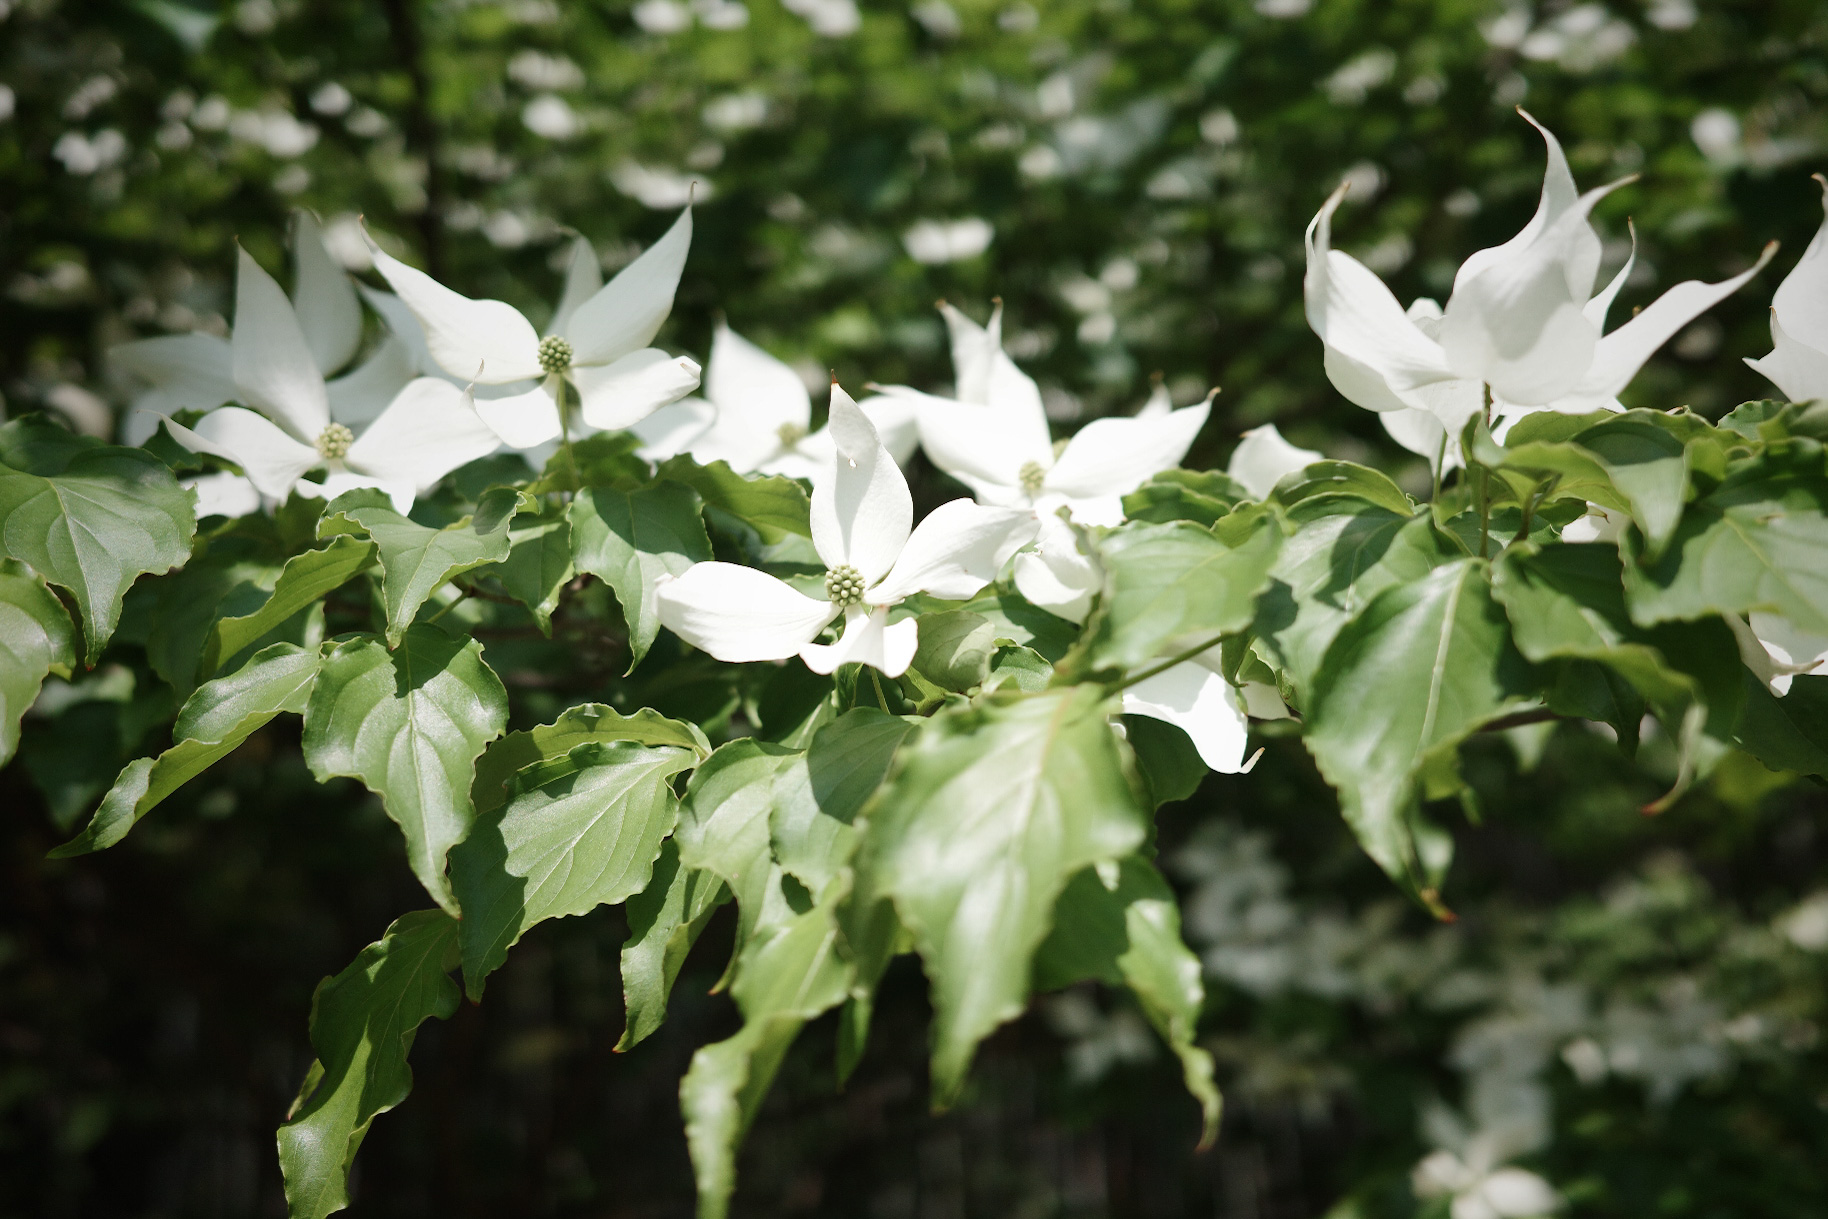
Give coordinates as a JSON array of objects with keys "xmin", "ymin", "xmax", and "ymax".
[
  {"xmin": 0, "ymin": 561, "xmax": 75, "ymax": 766},
  {"xmin": 1073, "ymin": 510, "xmax": 1281, "ymax": 675},
  {"xmin": 277, "ymin": 909, "xmax": 460, "ymax": 1219},
  {"xmin": 1574, "ymin": 415, "xmax": 1691, "ymax": 558},
  {"xmin": 1034, "ymin": 858, "xmax": 1221, "ymax": 1146},
  {"xmin": 911, "ymin": 610, "xmax": 1000, "ymax": 692},
  {"xmin": 570, "ymin": 481, "xmax": 713, "ymax": 670},
  {"xmin": 1272, "ymin": 459, "xmax": 1415, "ymax": 516},
  {"xmin": 0, "ymin": 416, "xmax": 197, "ymax": 663},
  {"xmin": 201, "ymin": 535, "xmax": 374, "ymax": 677},
  {"xmin": 1121, "ymin": 714, "xmax": 1206, "ymax": 807},
  {"xmin": 450, "ymin": 739, "xmax": 697, "ymax": 998},
  {"xmin": 655, "ymin": 455, "xmax": 813, "ymax": 543},
  {"xmin": 770, "ymin": 707, "xmax": 912, "ymax": 892},
  {"xmin": 673, "ymin": 738, "xmax": 802, "ymax": 966},
  {"xmin": 864, "ymin": 687, "xmax": 1149, "ymax": 1103},
  {"xmin": 1121, "ymin": 468, "xmax": 1250, "ymax": 525},
  {"xmin": 1303, "ymin": 559, "xmax": 1538, "ymax": 898},
  {"xmin": 495, "ymin": 506, "xmax": 573, "ymax": 633},
  {"xmin": 52, "ymin": 643, "xmax": 321, "ymax": 855},
  {"xmin": 618, "ymin": 838, "xmax": 729, "ymax": 1051},
  {"xmin": 472, "ymin": 702, "xmax": 709, "ymax": 817},
  {"xmin": 302, "ymin": 625, "xmax": 508, "ymax": 913},
  {"xmin": 319, "ymin": 486, "xmax": 520, "ymax": 645},
  {"xmin": 1624, "ymin": 447, "xmax": 1828, "ymax": 635},
  {"xmin": 1733, "ymin": 673, "xmax": 1828, "ymax": 779}
]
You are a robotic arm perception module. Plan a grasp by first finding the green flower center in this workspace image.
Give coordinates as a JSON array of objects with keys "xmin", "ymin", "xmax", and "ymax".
[
  {"xmin": 1018, "ymin": 460, "xmax": 1047, "ymax": 497},
  {"xmin": 776, "ymin": 421, "xmax": 808, "ymax": 448},
  {"xmin": 316, "ymin": 422, "xmax": 354, "ymax": 460},
  {"xmin": 537, "ymin": 335, "xmax": 574, "ymax": 375},
  {"xmin": 824, "ymin": 564, "xmax": 865, "ymax": 608}
]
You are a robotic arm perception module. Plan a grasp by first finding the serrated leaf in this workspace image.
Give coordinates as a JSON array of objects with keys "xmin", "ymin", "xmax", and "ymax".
[
  {"xmin": 1624, "ymin": 447, "xmax": 1828, "ymax": 636},
  {"xmin": 1121, "ymin": 468, "xmax": 1250, "ymax": 526},
  {"xmin": 1574, "ymin": 415, "xmax": 1691, "ymax": 558},
  {"xmin": 53, "ymin": 643, "xmax": 321, "ymax": 855},
  {"xmin": 618, "ymin": 838, "xmax": 729, "ymax": 1051},
  {"xmin": 1034, "ymin": 858, "xmax": 1220, "ymax": 1146},
  {"xmin": 1303, "ymin": 559, "xmax": 1537, "ymax": 897},
  {"xmin": 0, "ymin": 416, "xmax": 197, "ymax": 663},
  {"xmin": 655, "ymin": 455, "xmax": 812, "ymax": 543},
  {"xmin": 570, "ymin": 481, "xmax": 713, "ymax": 670},
  {"xmin": 302, "ymin": 625, "xmax": 508, "ymax": 913},
  {"xmin": 471, "ymin": 703, "xmax": 709, "ymax": 817},
  {"xmin": 495, "ymin": 507, "xmax": 573, "ymax": 633},
  {"xmin": 201, "ymin": 535, "xmax": 374, "ymax": 676},
  {"xmin": 1074, "ymin": 511, "xmax": 1281, "ymax": 675},
  {"xmin": 277, "ymin": 909, "xmax": 460, "ymax": 1219},
  {"xmin": 864, "ymin": 687, "xmax": 1149, "ymax": 1103},
  {"xmin": 450, "ymin": 739, "xmax": 696, "ymax": 998},
  {"xmin": 319, "ymin": 487, "xmax": 520, "ymax": 645},
  {"xmin": 143, "ymin": 544, "xmax": 288, "ymax": 693},
  {"xmin": 674, "ymin": 739, "xmax": 802, "ymax": 966},
  {"xmin": 770, "ymin": 707, "xmax": 911, "ymax": 892},
  {"xmin": 1272, "ymin": 459, "xmax": 1415, "ymax": 516},
  {"xmin": 911, "ymin": 610, "xmax": 999, "ymax": 692},
  {"xmin": 0, "ymin": 561, "xmax": 75, "ymax": 766}
]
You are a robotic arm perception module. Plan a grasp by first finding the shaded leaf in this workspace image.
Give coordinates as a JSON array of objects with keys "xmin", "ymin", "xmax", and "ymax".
[
  {"xmin": 770, "ymin": 707, "xmax": 911, "ymax": 892},
  {"xmin": 911, "ymin": 610, "xmax": 999, "ymax": 693},
  {"xmin": 655, "ymin": 455, "xmax": 812, "ymax": 543},
  {"xmin": 570, "ymin": 481, "xmax": 713, "ymax": 670},
  {"xmin": 472, "ymin": 702, "xmax": 708, "ymax": 817},
  {"xmin": 201, "ymin": 534, "xmax": 374, "ymax": 676},
  {"xmin": 618, "ymin": 838, "xmax": 729, "ymax": 1051},
  {"xmin": 496, "ymin": 506, "xmax": 573, "ymax": 633},
  {"xmin": 1122, "ymin": 468, "xmax": 1249, "ymax": 526},
  {"xmin": 0, "ymin": 561, "xmax": 75, "ymax": 766}
]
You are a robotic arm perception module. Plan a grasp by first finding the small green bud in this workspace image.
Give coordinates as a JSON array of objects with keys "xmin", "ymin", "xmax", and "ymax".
[
  {"xmin": 1019, "ymin": 460, "xmax": 1047, "ymax": 497},
  {"xmin": 537, "ymin": 335, "xmax": 574, "ymax": 375},
  {"xmin": 316, "ymin": 422, "xmax": 355, "ymax": 460},
  {"xmin": 824, "ymin": 564, "xmax": 866, "ymax": 608}
]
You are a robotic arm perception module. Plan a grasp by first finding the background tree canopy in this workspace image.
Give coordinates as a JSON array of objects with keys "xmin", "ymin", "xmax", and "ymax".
[{"xmin": 2, "ymin": 1, "xmax": 1827, "ymax": 1216}]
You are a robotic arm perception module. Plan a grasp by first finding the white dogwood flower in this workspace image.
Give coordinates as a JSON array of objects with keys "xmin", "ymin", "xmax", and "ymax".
[
  {"xmin": 1305, "ymin": 109, "xmax": 1774, "ymax": 437},
  {"xmin": 1227, "ymin": 423, "xmax": 1323, "ymax": 499},
  {"xmin": 1121, "ymin": 648, "xmax": 1273, "ymax": 774},
  {"xmin": 368, "ymin": 208, "xmax": 702, "ymax": 449},
  {"xmin": 161, "ymin": 246, "xmax": 499, "ymax": 513},
  {"xmin": 111, "ymin": 211, "xmax": 413, "ymax": 444},
  {"xmin": 1746, "ymin": 174, "xmax": 1828, "ymax": 403},
  {"xmin": 630, "ymin": 321, "xmax": 916, "ymax": 479},
  {"xmin": 655, "ymin": 385, "xmax": 1036, "ymax": 677},
  {"xmin": 1412, "ymin": 1147, "xmax": 1559, "ymax": 1219}
]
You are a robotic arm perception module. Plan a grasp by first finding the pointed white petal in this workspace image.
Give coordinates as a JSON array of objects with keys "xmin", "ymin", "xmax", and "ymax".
[
  {"xmin": 1227, "ymin": 423, "xmax": 1322, "ymax": 499},
  {"xmin": 367, "ymin": 243, "xmax": 543, "ymax": 383},
  {"xmin": 1564, "ymin": 242, "xmax": 1777, "ymax": 405},
  {"xmin": 574, "ymin": 348, "xmax": 702, "ymax": 430},
  {"xmin": 300, "ymin": 469, "xmax": 419, "ymax": 515},
  {"xmin": 1136, "ymin": 380, "xmax": 1173, "ymax": 419},
  {"xmin": 564, "ymin": 207, "xmax": 692, "ymax": 366},
  {"xmin": 1405, "ymin": 296, "xmax": 1446, "ymax": 338},
  {"xmin": 550, "ymin": 235, "xmax": 604, "ymax": 338},
  {"xmin": 231, "ymin": 246, "xmax": 330, "ymax": 441},
  {"xmin": 109, "ymin": 333, "xmax": 237, "ymax": 411},
  {"xmin": 1583, "ymin": 220, "xmax": 1637, "ymax": 330},
  {"xmin": 1771, "ymin": 174, "xmax": 1828, "ymax": 343},
  {"xmin": 655, "ymin": 562, "xmax": 836, "ymax": 662},
  {"xmin": 1747, "ymin": 611, "xmax": 1828, "ymax": 697},
  {"xmin": 164, "ymin": 406, "xmax": 320, "ymax": 500},
  {"xmin": 1121, "ymin": 661, "xmax": 1251, "ymax": 774},
  {"xmin": 360, "ymin": 285, "xmax": 447, "ymax": 379},
  {"xmin": 1475, "ymin": 1169, "xmax": 1558, "ymax": 1219},
  {"xmin": 870, "ymin": 499, "xmax": 1038, "ymax": 603},
  {"xmin": 1451, "ymin": 109, "xmax": 1585, "ymax": 294},
  {"xmin": 473, "ymin": 378, "xmax": 564, "ymax": 449},
  {"xmin": 856, "ymin": 393, "xmax": 920, "ymax": 465},
  {"xmin": 345, "ymin": 378, "xmax": 502, "ymax": 491},
  {"xmin": 699, "ymin": 321, "xmax": 811, "ymax": 461},
  {"xmin": 1012, "ymin": 512, "xmax": 1099, "ymax": 623},
  {"xmin": 1379, "ymin": 407, "xmax": 1463, "ymax": 475},
  {"xmin": 812, "ymin": 386, "xmax": 912, "ymax": 580},
  {"xmin": 904, "ymin": 387, "xmax": 1050, "ymax": 497},
  {"xmin": 1560, "ymin": 506, "xmax": 1623, "ymax": 544},
  {"xmin": 631, "ymin": 396, "xmax": 717, "ymax": 461},
  {"xmin": 291, "ymin": 211, "xmax": 362, "ymax": 374},
  {"xmin": 800, "ymin": 606, "xmax": 920, "ymax": 677},
  {"xmin": 1046, "ymin": 400, "xmax": 1210, "ymax": 501},
  {"xmin": 326, "ymin": 337, "xmax": 416, "ymax": 425},
  {"xmin": 939, "ymin": 300, "xmax": 1001, "ymax": 403},
  {"xmin": 184, "ymin": 472, "xmax": 262, "ymax": 519},
  {"xmin": 1747, "ymin": 310, "xmax": 1828, "ymax": 404}
]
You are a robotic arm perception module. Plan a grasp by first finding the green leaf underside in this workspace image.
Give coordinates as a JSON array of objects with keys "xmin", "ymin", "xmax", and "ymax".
[
  {"xmin": 655, "ymin": 455, "xmax": 813, "ymax": 542},
  {"xmin": 302, "ymin": 625, "xmax": 508, "ymax": 913},
  {"xmin": 203, "ymin": 535, "xmax": 374, "ymax": 676},
  {"xmin": 1734, "ymin": 673, "xmax": 1828, "ymax": 779},
  {"xmin": 450, "ymin": 739, "xmax": 697, "ymax": 998},
  {"xmin": 54, "ymin": 643, "xmax": 322, "ymax": 856},
  {"xmin": 1303, "ymin": 559, "xmax": 1537, "ymax": 894},
  {"xmin": 0, "ymin": 417, "xmax": 197, "ymax": 663},
  {"xmin": 320, "ymin": 486, "xmax": 520, "ymax": 645},
  {"xmin": 0, "ymin": 561, "xmax": 75, "ymax": 765},
  {"xmin": 471, "ymin": 702, "xmax": 709, "ymax": 817},
  {"xmin": 570, "ymin": 481, "xmax": 714, "ymax": 670},
  {"xmin": 864, "ymin": 687, "xmax": 1149, "ymax": 1103},
  {"xmin": 277, "ymin": 910, "xmax": 460, "ymax": 1219}
]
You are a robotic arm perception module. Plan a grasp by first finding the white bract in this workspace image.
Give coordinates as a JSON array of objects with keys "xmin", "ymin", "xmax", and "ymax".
[
  {"xmin": 654, "ymin": 386, "xmax": 1037, "ymax": 677},
  {"xmin": 1121, "ymin": 648, "xmax": 1287, "ymax": 774},
  {"xmin": 1413, "ymin": 1147, "xmax": 1559, "ymax": 1219},
  {"xmin": 368, "ymin": 208, "xmax": 702, "ymax": 449},
  {"xmin": 630, "ymin": 321, "xmax": 917, "ymax": 480},
  {"xmin": 111, "ymin": 212, "xmax": 414, "ymax": 443},
  {"xmin": 1227, "ymin": 423, "xmax": 1323, "ymax": 499},
  {"xmin": 161, "ymin": 246, "xmax": 499, "ymax": 513},
  {"xmin": 1729, "ymin": 612, "xmax": 1828, "ymax": 698},
  {"xmin": 1746, "ymin": 174, "xmax": 1828, "ymax": 403},
  {"xmin": 1305, "ymin": 110, "xmax": 1774, "ymax": 447}
]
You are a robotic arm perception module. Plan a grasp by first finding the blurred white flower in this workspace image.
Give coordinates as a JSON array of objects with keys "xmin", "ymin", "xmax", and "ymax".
[
  {"xmin": 1778, "ymin": 891, "xmax": 1828, "ymax": 952},
  {"xmin": 228, "ymin": 108, "xmax": 319, "ymax": 157},
  {"xmin": 1323, "ymin": 48, "xmax": 1396, "ymax": 106},
  {"xmin": 632, "ymin": 0, "xmax": 690, "ymax": 32},
  {"xmin": 703, "ymin": 92, "xmax": 767, "ymax": 132},
  {"xmin": 506, "ymin": 49, "xmax": 585, "ymax": 90},
  {"xmin": 1227, "ymin": 424, "xmax": 1322, "ymax": 500},
  {"xmin": 782, "ymin": 0, "xmax": 859, "ymax": 36},
  {"xmin": 1254, "ymin": 0, "xmax": 1311, "ymax": 16},
  {"xmin": 692, "ymin": 0, "xmax": 750, "ymax": 30},
  {"xmin": 309, "ymin": 82, "xmax": 353, "ymax": 116},
  {"xmin": 1746, "ymin": 175, "xmax": 1828, "ymax": 404},
  {"xmin": 1648, "ymin": 0, "xmax": 1698, "ymax": 30},
  {"xmin": 1413, "ymin": 1151, "xmax": 1558, "ymax": 1219},
  {"xmin": 52, "ymin": 129, "xmax": 127, "ymax": 174},
  {"xmin": 1691, "ymin": 107, "xmax": 1742, "ymax": 165},
  {"xmin": 0, "ymin": 85, "xmax": 14, "ymax": 122},
  {"xmin": 1199, "ymin": 108, "xmax": 1239, "ymax": 145},
  {"xmin": 522, "ymin": 94, "xmax": 580, "ymax": 139},
  {"xmin": 903, "ymin": 217, "xmax": 994, "ymax": 264},
  {"xmin": 911, "ymin": 0, "xmax": 961, "ymax": 37},
  {"xmin": 611, "ymin": 161, "xmax": 708, "ymax": 208}
]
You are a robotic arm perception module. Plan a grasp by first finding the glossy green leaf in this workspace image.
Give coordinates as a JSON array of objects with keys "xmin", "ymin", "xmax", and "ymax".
[
  {"xmin": 201, "ymin": 535, "xmax": 374, "ymax": 676},
  {"xmin": 1272, "ymin": 459, "xmax": 1415, "ymax": 516},
  {"xmin": 911, "ymin": 610, "xmax": 999, "ymax": 693},
  {"xmin": 53, "ymin": 642, "xmax": 321, "ymax": 855},
  {"xmin": 1733, "ymin": 673, "xmax": 1828, "ymax": 779},
  {"xmin": 302, "ymin": 625, "xmax": 508, "ymax": 913},
  {"xmin": 0, "ymin": 561, "xmax": 75, "ymax": 766},
  {"xmin": 864, "ymin": 687, "xmax": 1149, "ymax": 1102},
  {"xmin": 450, "ymin": 739, "xmax": 696, "ymax": 998},
  {"xmin": 319, "ymin": 486, "xmax": 520, "ymax": 645},
  {"xmin": 1576, "ymin": 415, "xmax": 1691, "ymax": 558},
  {"xmin": 471, "ymin": 702, "xmax": 709, "ymax": 817},
  {"xmin": 570, "ymin": 481, "xmax": 713, "ymax": 669},
  {"xmin": 276, "ymin": 909, "xmax": 460, "ymax": 1219},
  {"xmin": 1121, "ymin": 467, "xmax": 1250, "ymax": 525},
  {"xmin": 618, "ymin": 838, "xmax": 729, "ymax": 1051},
  {"xmin": 495, "ymin": 505, "xmax": 573, "ymax": 632},
  {"xmin": 770, "ymin": 707, "xmax": 911, "ymax": 892},
  {"xmin": 1303, "ymin": 559, "xmax": 1537, "ymax": 896},
  {"xmin": 655, "ymin": 455, "xmax": 812, "ymax": 543},
  {"xmin": 673, "ymin": 738, "xmax": 801, "ymax": 964},
  {"xmin": 0, "ymin": 416, "xmax": 197, "ymax": 663}
]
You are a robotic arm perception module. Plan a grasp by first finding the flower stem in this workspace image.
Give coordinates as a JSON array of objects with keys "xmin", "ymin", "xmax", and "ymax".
[
  {"xmin": 1109, "ymin": 630, "xmax": 1229, "ymax": 695},
  {"xmin": 555, "ymin": 375, "xmax": 579, "ymax": 501}
]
